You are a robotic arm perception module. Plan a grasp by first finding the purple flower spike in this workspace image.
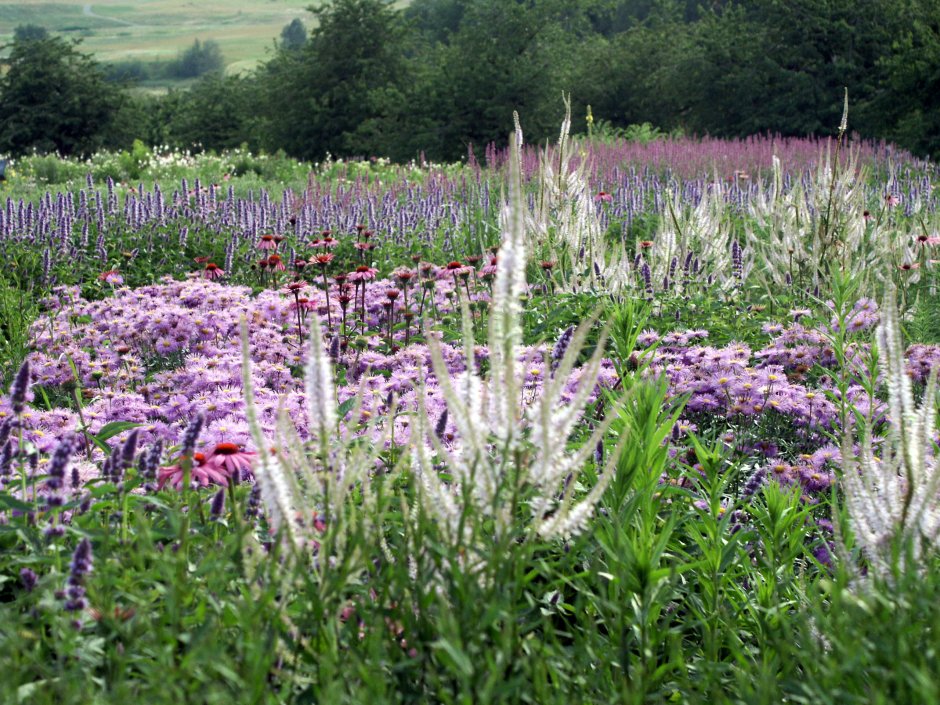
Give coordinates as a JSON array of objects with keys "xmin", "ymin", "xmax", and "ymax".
[
  {"xmin": 10, "ymin": 360, "xmax": 31, "ymax": 414},
  {"xmin": 20, "ymin": 568, "xmax": 38, "ymax": 592}
]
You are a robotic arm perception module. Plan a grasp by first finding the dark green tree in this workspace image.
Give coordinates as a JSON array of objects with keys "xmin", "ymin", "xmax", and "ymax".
[
  {"xmin": 424, "ymin": 0, "xmax": 591, "ymax": 159},
  {"xmin": 260, "ymin": 0, "xmax": 416, "ymax": 160},
  {"xmin": 13, "ymin": 24, "xmax": 48, "ymax": 42},
  {"xmin": 0, "ymin": 35, "xmax": 123, "ymax": 156},
  {"xmin": 279, "ymin": 18, "xmax": 308, "ymax": 50},
  {"xmin": 869, "ymin": 0, "xmax": 940, "ymax": 158},
  {"xmin": 405, "ymin": 0, "xmax": 466, "ymax": 43},
  {"xmin": 166, "ymin": 74, "xmax": 261, "ymax": 152},
  {"xmin": 171, "ymin": 39, "xmax": 225, "ymax": 79}
]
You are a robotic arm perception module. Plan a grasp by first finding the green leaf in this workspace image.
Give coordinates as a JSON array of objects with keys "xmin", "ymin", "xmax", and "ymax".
[
  {"xmin": 0, "ymin": 495, "xmax": 34, "ymax": 512},
  {"xmin": 432, "ymin": 639, "xmax": 474, "ymax": 678},
  {"xmin": 95, "ymin": 421, "xmax": 143, "ymax": 443},
  {"xmin": 337, "ymin": 397, "xmax": 357, "ymax": 418}
]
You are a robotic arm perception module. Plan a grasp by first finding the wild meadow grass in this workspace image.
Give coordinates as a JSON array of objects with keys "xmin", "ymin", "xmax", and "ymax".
[{"xmin": 2, "ymin": 122, "xmax": 940, "ymax": 703}]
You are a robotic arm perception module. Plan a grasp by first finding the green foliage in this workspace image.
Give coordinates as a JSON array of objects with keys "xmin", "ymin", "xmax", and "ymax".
[
  {"xmin": 870, "ymin": 0, "xmax": 940, "ymax": 159},
  {"xmin": 0, "ymin": 35, "xmax": 123, "ymax": 157},
  {"xmin": 12, "ymin": 23, "xmax": 48, "ymax": 42},
  {"xmin": 259, "ymin": 0, "xmax": 415, "ymax": 161},
  {"xmin": 164, "ymin": 74, "xmax": 262, "ymax": 152},
  {"xmin": 0, "ymin": 271, "xmax": 38, "ymax": 388},
  {"xmin": 169, "ymin": 38, "xmax": 225, "ymax": 80},
  {"xmin": 5, "ymin": 0, "xmax": 940, "ymax": 160},
  {"xmin": 279, "ymin": 18, "xmax": 307, "ymax": 50}
]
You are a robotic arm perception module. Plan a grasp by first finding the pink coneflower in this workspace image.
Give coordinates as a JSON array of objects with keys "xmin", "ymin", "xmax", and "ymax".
[
  {"xmin": 594, "ymin": 191, "xmax": 613, "ymax": 203},
  {"xmin": 286, "ymin": 280, "xmax": 310, "ymax": 341},
  {"xmin": 307, "ymin": 239, "xmax": 321, "ymax": 249},
  {"xmin": 439, "ymin": 261, "xmax": 473, "ymax": 279},
  {"xmin": 898, "ymin": 262, "xmax": 920, "ymax": 271},
  {"xmin": 479, "ymin": 257, "xmax": 498, "ymax": 279},
  {"xmin": 320, "ymin": 236, "xmax": 338, "ymax": 248},
  {"xmin": 638, "ymin": 240, "xmax": 655, "ymax": 249},
  {"xmin": 203, "ymin": 263, "xmax": 224, "ymax": 280},
  {"xmin": 258, "ymin": 234, "xmax": 277, "ymax": 250},
  {"xmin": 266, "ymin": 255, "xmax": 286, "ymax": 272},
  {"xmin": 98, "ymin": 270, "xmax": 124, "ymax": 285},
  {"xmin": 157, "ymin": 452, "xmax": 229, "ymax": 490},
  {"xmin": 348, "ymin": 265, "xmax": 377, "ymax": 332},
  {"xmin": 862, "ymin": 210, "xmax": 872, "ymax": 222},
  {"xmin": 313, "ymin": 254, "xmax": 335, "ymax": 327},
  {"xmin": 291, "ymin": 296, "xmax": 318, "ymax": 312},
  {"xmin": 394, "ymin": 268, "xmax": 415, "ymax": 286},
  {"xmin": 885, "ymin": 194, "xmax": 900, "ymax": 208},
  {"xmin": 347, "ymin": 265, "xmax": 377, "ymax": 283},
  {"xmin": 354, "ymin": 242, "xmax": 374, "ymax": 252},
  {"xmin": 206, "ymin": 442, "xmax": 256, "ymax": 478}
]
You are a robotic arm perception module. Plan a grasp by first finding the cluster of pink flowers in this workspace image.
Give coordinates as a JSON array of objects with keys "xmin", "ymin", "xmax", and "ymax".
[
  {"xmin": 4, "ymin": 272, "xmax": 940, "ymax": 503},
  {"xmin": 157, "ymin": 442, "xmax": 257, "ymax": 489},
  {"xmin": 4, "ymin": 277, "xmax": 615, "ymax": 478}
]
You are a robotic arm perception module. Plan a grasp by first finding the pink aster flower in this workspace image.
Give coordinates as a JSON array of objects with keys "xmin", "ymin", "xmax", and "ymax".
[{"xmin": 98, "ymin": 270, "xmax": 124, "ymax": 286}]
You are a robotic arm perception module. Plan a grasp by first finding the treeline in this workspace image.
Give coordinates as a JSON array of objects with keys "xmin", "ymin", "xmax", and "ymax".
[
  {"xmin": 2, "ymin": 0, "xmax": 939, "ymax": 161},
  {"xmin": 104, "ymin": 39, "xmax": 225, "ymax": 83}
]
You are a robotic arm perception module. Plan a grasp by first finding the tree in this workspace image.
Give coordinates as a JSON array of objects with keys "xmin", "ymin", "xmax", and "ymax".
[
  {"xmin": 405, "ymin": 0, "xmax": 466, "ymax": 43},
  {"xmin": 171, "ymin": 39, "xmax": 225, "ymax": 79},
  {"xmin": 13, "ymin": 24, "xmax": 48, "ymax": 42},
  {"xmin": 872, "ymin": 1, "xmax": 940, "ymax": 158},
  {"xmin": 0, "ymin": 35, "xmax": 123, "ymax": 156},
  {"xmin": 166, "ymin": 74, "xmax": 261, "ymax": 152},
  {"xmin": 279, "ymin": 19, "xmax": 307, "ymax": 50},
  {"xmin": 426, "ymin": 0, "xmax": 590, "ymax": 159},
  {"xmin": 260, "ymin": 0, "xmax": 416, "ymax": 160}
]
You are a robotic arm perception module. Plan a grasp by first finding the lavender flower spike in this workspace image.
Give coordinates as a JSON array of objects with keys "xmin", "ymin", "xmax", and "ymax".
[
  {"xmin": 64, "ymin": 538, "xmax": 93, "ymax": 612},
  {"xmin": 550, "ymin": 326, "xmax": 575, "ymax": 374},
  {"xmin": 180, "ymin": 413, "xmax": 205, "ymax": 461},
  {"xmin": 10, "ymin": 360, "xmax": 31, "ymax": 414}
]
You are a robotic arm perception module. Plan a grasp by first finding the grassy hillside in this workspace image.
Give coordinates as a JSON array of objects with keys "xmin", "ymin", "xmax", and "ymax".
[{"xmin": 0, "ymin": 0, "xmax": 322, "ymax": 76}]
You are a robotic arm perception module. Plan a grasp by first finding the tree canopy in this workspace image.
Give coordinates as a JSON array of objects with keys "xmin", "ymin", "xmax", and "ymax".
[
  {"xmin": 0, "ymin": 35, "xmax": 123, "ymax": 157},
  {"xmin": 3, "ymin": 0, "xmax": 939, "ymax": 161}
]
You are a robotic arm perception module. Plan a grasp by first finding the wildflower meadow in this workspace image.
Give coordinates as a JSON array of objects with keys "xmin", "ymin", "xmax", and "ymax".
[{"xmin": 2, "ymin": 106, "xmax": 940, "ymax": 704}]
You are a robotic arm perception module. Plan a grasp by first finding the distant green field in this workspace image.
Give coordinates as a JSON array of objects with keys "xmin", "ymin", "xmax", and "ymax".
[{"xmin": 0, "ymin": 0, "xmax": 354, "ymax": 76}]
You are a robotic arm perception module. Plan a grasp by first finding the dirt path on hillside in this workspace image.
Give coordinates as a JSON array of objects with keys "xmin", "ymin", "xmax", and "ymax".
[{"xmin": 82, "ymin": 4, "xmax": 136, "ymax": 26}]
